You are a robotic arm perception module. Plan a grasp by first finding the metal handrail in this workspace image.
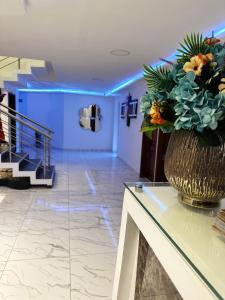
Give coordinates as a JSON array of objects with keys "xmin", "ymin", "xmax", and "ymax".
[
  {"xmin": 2, "ymin": 132, "xmax": 46, "ymax": 158},
  {"xmin": 2, "ymin": 131, "xmax": 38, "ymax": 154},
  {"xmin": 0, "ymin": 103, "xmax": 54, "ymax": 134},
  {"xmin": 1, "ymin": 120, "xmax": 45, "ymax": 146},
  {"xmin": 0, "ymin": 137, "xmax": 48, "ymax": 171},
  {"xmin": 0, "ymin": 56, "xmax": 20, "ymax": 71},
  {"xmin": 0, "ymin": 56, "xmax": 10, "ymax": 63},
  {"xmin": 0, "ymin": 109, "xmax": 52, "ymax": 139},
  {"xmin": 2, "ymin": 128, "xmax": 52, "ymax": 172},
  {"xmin": 0, "ymin": 59, "xmax": 19, "ymax": 70},
  {"xmin": 1, "ymin": 118, "xmax": 55, "ymax": 143},
  {"xmin": 1, "ymin": 129, "xmax": 57, "ymax": 169},
  {"xmin": 0, "ymin": 102, "xmax": 53, "ymax": 177}
]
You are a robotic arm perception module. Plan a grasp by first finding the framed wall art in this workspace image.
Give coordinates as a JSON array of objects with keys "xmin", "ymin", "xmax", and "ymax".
[
  {"xmin": 120, "ymin": 93, "xmax": 138, "ymax": 126},
  {"xmin": 128, "ymin": 99, "xmax": 138, "ymax": 118},
  {"xmin": 120, "ymin": 102, "xmax": 127, "ymax": 119}
]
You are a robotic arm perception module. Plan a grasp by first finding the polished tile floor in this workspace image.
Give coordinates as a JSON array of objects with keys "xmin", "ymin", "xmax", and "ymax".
[{"xmin": 0, "ymin": 151, "xmax": 141, "ymax": 300}]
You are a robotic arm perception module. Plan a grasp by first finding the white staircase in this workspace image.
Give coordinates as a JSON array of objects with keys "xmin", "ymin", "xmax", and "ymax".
[
  {"xmin": 0, "ymin": 146, "xmax": 54, "ymax": 186},
  {"xmin": 0, "ymin": 101, "xmax": 55, "ymax": 187},
  {"xmin": 0, "ymin": 56, "xmax": 55, "ymax": 93},
  {"xmin": 0, "ymin": 56, "xmax": 55, "ymax": 187}
]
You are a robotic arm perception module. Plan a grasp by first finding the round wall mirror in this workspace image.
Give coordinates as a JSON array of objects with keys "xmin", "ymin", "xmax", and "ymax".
[{"xmin": 79, "ymin": 104, "xmax": 102, "ymax": 132}]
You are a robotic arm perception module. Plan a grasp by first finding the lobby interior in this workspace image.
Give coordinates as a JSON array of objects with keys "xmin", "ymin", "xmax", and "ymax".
[{"xmin": 0, "ymin": 1, "xmax": 225, "ymax": 299}]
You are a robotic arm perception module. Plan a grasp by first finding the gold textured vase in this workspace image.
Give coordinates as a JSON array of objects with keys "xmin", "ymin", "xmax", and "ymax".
[{"xmin": 164, "ymin": 130, "xmax": 225, "ymax": 209}]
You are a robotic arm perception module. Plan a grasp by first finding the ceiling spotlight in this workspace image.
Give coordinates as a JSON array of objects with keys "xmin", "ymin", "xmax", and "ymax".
[
  {"xmin": 110, "ymin": 49, "xmax": 130, "ymax": 56},
  {"xmin": 92, "ymin": 78, "xmax": 104, "ymax": 82}
]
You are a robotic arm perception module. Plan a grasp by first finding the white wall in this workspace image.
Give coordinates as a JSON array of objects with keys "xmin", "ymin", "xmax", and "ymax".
[
  {"xmin": 63, "ymin": 93, "xmax": 114, "ymax": 150},
  {"xmin": 18, "ymin": 80, "xmax": 145, "ymax": 162},
  {"xmin": 18, "ymin": 92, "xmax": 64, "ymax": 149},
  {"xmin": 116, "ymin": 79, "xmax": 146, "ymax": 173},
  {"xmin": 19, "ymin": 92, "xmax": 115, "ymax": 150}
]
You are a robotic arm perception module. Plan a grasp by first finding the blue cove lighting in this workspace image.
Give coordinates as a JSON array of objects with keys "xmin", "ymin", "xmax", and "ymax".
[
  {"xmin": 18, "ymin": 24, "xmax": 225, "ymax": 97},
  {"xmin": 105, "ymin": 71, "xmax": 143, "ymax": 96},
  {"xmin": 18, "ymin": 88, "xmax": 106, "ymax": 97},
  {"xmin": 105, "ymin": 52, "xmax": 178, "ymax": 96},
  {"xmin": 106, "ymin": 24, "xmax": 225, "ymax": 95},
  {"xmin": 212, "ymin": 26, "xmax": 225, "ymax": 37}
]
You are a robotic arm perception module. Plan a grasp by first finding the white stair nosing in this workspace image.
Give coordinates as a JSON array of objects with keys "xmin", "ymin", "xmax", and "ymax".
[
  {"xmin": 0, "ymin": 161, "xmax": 54, "ymax": 186},
  {"xmin": 15, "ymin": 159, "xmax": 42, "ymax": 178},
  {"xmin": 0, "ymin": 151, "xmax": 54, "ymax": 186},
  {"xmin": 30, "ymin": 178, "xmax": 53, "ymax": 186}
]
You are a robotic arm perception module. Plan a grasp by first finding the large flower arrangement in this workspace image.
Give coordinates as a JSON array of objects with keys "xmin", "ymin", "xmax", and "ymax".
[{"xmin": 140, "ymin": 33, "xmax": 225, "ymax": 146}]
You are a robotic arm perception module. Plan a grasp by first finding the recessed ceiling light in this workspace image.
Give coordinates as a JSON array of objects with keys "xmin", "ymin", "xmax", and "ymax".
[
  {"xmin": 92, "ymin": 78, "xmax": 104, "ymax": 82},
  {"xmin": 110, "ymin": 49, "xmax": 130, "ymax": 56}
]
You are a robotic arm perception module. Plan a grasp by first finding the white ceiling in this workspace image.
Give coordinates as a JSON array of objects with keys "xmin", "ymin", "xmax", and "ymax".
[{"xmin": 1, "ymin": 0, "xmax": 225, "ymax": 93}]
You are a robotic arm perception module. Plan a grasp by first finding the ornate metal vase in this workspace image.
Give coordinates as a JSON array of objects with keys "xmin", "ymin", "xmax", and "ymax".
[{"xmin": 164, "ymin": 130, "xmax": 225, "ymax": 209}]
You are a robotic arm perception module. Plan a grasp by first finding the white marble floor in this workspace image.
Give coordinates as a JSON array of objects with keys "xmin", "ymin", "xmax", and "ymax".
[{"xmin": 0, "ymin": 151, "xmax": 142, "ymax": 300}]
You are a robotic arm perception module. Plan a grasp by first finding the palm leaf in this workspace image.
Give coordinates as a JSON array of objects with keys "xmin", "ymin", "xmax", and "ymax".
[
  {"xmin": 143, "ymin": 65, "xmax": 173, "ymax": 92},
  {"xmin": 140, "ymin": 123, "xmax": 159, "ymax": 139},
  {"xmin": 177, "ymin": 33, "xmax": 208, "ymax": 64}
]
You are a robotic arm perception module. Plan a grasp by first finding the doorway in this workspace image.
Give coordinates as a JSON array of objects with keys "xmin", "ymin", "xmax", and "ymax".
[
  {"xmin": 8, "ymin": 93, "xmax": 16, "ymax": 147},
  {"xmin": 140, "ymin": 129, "xmax": 170, "ymax": 182}
]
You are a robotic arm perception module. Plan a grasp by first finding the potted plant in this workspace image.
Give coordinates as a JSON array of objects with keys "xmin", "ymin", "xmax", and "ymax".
[{"xmin": 140, "ymin": 33, "xmax": 225, "ymax": 208}]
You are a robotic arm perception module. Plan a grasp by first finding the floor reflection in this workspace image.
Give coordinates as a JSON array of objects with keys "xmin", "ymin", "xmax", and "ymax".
[{"xmin": 0, "ymin": 150, "xmax": 141, "ymax": 300}]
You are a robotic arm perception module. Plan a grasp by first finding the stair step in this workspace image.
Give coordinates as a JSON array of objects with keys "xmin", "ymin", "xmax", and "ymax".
[
  {"xmin": 19, "ymin": 159, "xmax": 42, "ymax": 172},
  {"xmin": 1, "ymin": 152, "xmax": 28, "ymax": 163},
  {"xmin": 36, "ymin": 165, "xmax": 55, "ymax": 180}
]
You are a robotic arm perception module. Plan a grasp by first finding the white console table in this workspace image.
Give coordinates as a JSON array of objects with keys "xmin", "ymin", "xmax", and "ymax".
[{"xmin": 112, "ymin": 183, "xmax": 225, "ymax": 300}]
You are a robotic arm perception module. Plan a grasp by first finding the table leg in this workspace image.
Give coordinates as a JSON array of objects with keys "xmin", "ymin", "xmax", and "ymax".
[{"xmin": 112, "ymin": 196, "xmax": 139, "ymax": 300}]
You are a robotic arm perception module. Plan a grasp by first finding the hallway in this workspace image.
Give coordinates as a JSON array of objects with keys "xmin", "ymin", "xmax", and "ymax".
[{"xmin": 0, "ymin": 150, "xmax": 141, "ymax": 300}]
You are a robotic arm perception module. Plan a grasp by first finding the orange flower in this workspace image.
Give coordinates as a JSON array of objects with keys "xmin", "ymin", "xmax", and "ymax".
[
  {"xmin": 183, "ymin": 53, "xmax": 214, "ymax": 76},
  {"xmin": 183, "ymin": 55, "xmax": 204, "ymax": 76},
  {"xmin": 198, "ymin": 53, "xmax": 214, "ymax": 64},
  {"xmin": 218, "ymin": 78, "xmax": 225, "ymax": 93},
  {"xmin": 149, "ymin": 102, "xmax": 167, "ymax": 125},
  {"xmin": 150, "ymin": 117, "xmax": 167, "ymax": 125},
  {"xmin": 204, "ymin": 37, "xmax": 220, "ymax": 46}
]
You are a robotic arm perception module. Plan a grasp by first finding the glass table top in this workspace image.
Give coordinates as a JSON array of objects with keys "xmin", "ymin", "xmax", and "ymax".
[{"xmin": 124, "ymin": 182, "xmax": 225, "ymax": 300}]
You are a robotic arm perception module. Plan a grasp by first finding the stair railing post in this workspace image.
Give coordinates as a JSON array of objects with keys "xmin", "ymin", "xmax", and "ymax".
[
  {"xmin": 19, "ymin": 122, "xmax": 23, "ymax": 152},
  {"xmin": 8, "ymin": 115, "xmax": 12, "ymax": 162},
  {"xmin": 43, "ymin": 135, "xmax": 46, "ymax": 178},
  {"xmin": 47, "ymin": 135, "xmax": 51, "ymax": 168}
]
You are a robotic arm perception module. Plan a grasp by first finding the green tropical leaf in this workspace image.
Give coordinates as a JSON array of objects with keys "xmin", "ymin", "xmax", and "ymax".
[
  {"xmin": 141, "ymin": 125, "xmax": 158, "ymax": 133},
  {"xmin": 143, "ymin": 65, "xmax": 173, "ymax": 92},
  {"xmin": 140, "ymin": 125, "xmax": 159, "ymax": 139},
  {"xmin": 144, "ymin": 131, "xmax": 153, "ymax": 139},
  {"xmin": 177, "ymin": 33, "xmax": 208, "ymax": 64}
]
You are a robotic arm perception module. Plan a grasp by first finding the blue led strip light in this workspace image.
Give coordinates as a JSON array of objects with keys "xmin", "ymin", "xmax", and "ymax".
[
  {"xmin": 18, "ymin": 24, "xmax": 225, "ymax": 96},
  {"xmin": 18, "ymin": 88, "xmax": 105, "ymax": 97},
  {"xmin": 105, "ymin": 25, "xmax": 225, "ymax": 95}
]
